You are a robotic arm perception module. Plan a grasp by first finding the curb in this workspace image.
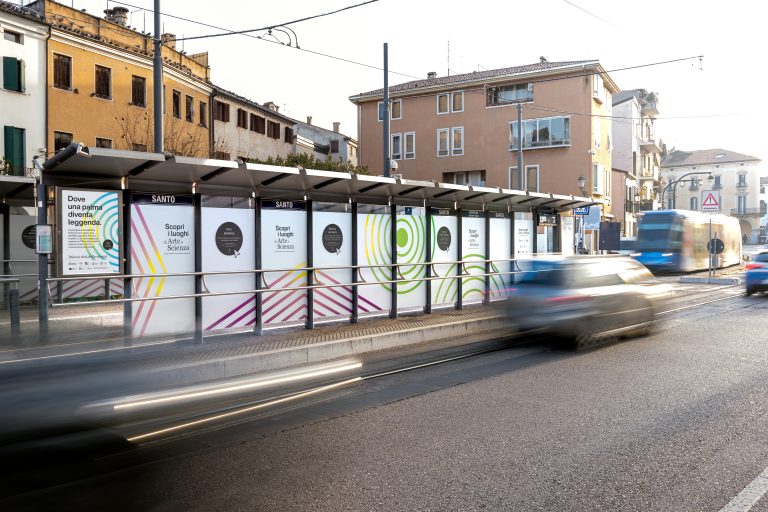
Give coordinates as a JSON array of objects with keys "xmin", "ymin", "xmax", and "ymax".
[{"xmin": 679, "ymin": 276, "xmax": 741, "ymax": 285}]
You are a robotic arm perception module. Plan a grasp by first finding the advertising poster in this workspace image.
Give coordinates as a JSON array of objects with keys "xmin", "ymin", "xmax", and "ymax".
[
  {"xmin": 430, "ymin": 208, "xmax": 458, "ymax": 306},
  {"xmin": 461, "ymin": 211, "xmax": 486, "ymax": 304},
  {"xmin": 261, "ymin": 200, "xmax": 307, "ymax": 326},
  {"xmin": 202, "ymin": 205, "xmax": 256, "ymax": 332},
  {"xmin": 357, "ymin": 204, "xmax": 391, "ymax": 315},
  {"xmin": 515, "ymin": 214, "xmax": 534, "ymax": 257},
  {"xmin": 130, "ymin": 193, "xmax": 194, "ymax": 337},
  {"xmin": 1, "ymin": 214, "xmax": 37, "ymax": 303},
  {"xmin": 59, "ymin": 188, "xmax": 122, "ymax": 276},
  {"xmin": 561, "ymin": 216, "xmax": 575, "ymax": 256},
  {"xmin": 395, "ymin": 206, "xmax": 426, "ymax": 311},
  {"xmin": 488, "ymin": 213, "xmax": 511, "ymax": 299},
  {"xmin": 313, "ymin": 203, "xmax": 352, "ymax": 320}
]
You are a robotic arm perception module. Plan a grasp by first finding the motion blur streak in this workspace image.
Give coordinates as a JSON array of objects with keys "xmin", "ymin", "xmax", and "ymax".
[
  {"xmin": 127, "ymin": 377, "xmax": 363, "ymax": 443},
  {"xmin": 112, "ymin": 360, "xmax": 363, "ymax": 411}
]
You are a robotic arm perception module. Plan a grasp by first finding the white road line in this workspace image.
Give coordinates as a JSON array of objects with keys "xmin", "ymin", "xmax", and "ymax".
[
  {"xmin": 0, "ymin": 338, "xmax": 176, "ymax": 365},
  {"xmin": 719, "ymin": 466, "xmax": 768, "ymax": 512}
]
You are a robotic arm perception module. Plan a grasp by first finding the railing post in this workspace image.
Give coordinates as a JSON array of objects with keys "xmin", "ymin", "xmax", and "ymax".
[
  {"xmin": 9, "ymin": 287, "xmax": 20, "ymax": 339},
  {"xmin": 389, "ymin": 201, "xmax": 397, "ymax": 319},
  {"xmin": 532, "ymin": 210, "xmax": 539, "ymax": 254},
  {"xmin": 456, "ymin": 207, "xmax": 463, "ymax": 310},
  {"xmin": 351, "ymin": 201, "xmax": 358, "ymax": 324},
  {"xmin": 123, "ymin": 191, "xmax": 133, "ymax": 341},
  {"xmin": 424, "ymin": 206, "xmax": 432, "ymax": 314},
  {"xmin": 2, "ymin": 203, "xmax": 9, "ymax": 307},
  {"xmin": 305, "ymin": 199, "xmax": 314, "ymax": 330},
  {"xmin": 193, "ymin": 192, "xmax": 203, "ymax": 343},
  {"xmin": 254, "ymin": 196, "xmax": 263, "ymax": 335}
]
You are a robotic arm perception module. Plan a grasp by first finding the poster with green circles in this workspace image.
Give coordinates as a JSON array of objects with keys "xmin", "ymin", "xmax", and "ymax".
[{"xmin": 395, "ymin": 206, "xmax": 426, "ymax": 310}]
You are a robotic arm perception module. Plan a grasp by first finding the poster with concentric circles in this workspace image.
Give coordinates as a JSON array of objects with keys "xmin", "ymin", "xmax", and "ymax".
[
  {"xmin": 461, "ymin": 211, "xmax": 486, "ymax": 304},
  {"xmin": 395, "ymin": 206, "xmax": 426, "ymax": 310}
]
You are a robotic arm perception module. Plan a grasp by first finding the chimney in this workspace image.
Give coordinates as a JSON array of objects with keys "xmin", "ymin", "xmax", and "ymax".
[
  {"xmin": 103, "ymin": 8, "xmax": 115, "ymax": 22},
  {"xmin": 112, "ymin": 6, "xmax": 128, "ymax": 26},
  {"xmin": 539, "ymin": 56, "xmax": 548, "ymax": 63},
  {"xmin": 306, "ymin": 116, "xmax": 312, "ymax": 125},
  {"xmin": 263, "ymin": 102, "xmax": 279, "ymax": 112},
  {"xmin": 333, "ymin": 122, "xmax": 340, "ymax": 133},
  {"xmin": 161, "ymin": 33, "xmax": 176, "ymax": 50},
  {"xmin": 427, "ymin": 71, "xmax": 437, "ymax": 79}
]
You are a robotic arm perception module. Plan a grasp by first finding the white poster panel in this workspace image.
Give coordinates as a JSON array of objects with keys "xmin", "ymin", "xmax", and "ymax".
[
  {"xmin": 202, "ymin": 206, "xmax": 256, "ymax": 332},
  {"xmin": 130, "ymin": 193, "xmax": 194, "ymax": 337},
  {"xmin": 515, "ymin": 218, "xmax": 534, "ymax": 257},
  {"xmin": 357, "ymin": 205, "xmax": 391, "ymax": 316},
  {"xmin": 313, "ymin": 205, "xmax": 352, "ymax": 320},
  {"xmin": 59, "ymin": 188, "xmax": 122, "ymax": 276},
  {"xmin": 489, "ymin": 213, "xmax": 511, "ymax": 299},
  {"xmin": 561, "ymin": 216, "xmax": 575, "ymax": 256},
  {"xmin": 536, "ymin": 230, "xmax": 547, "ymax": 253},
  {"xmin": 462, "ymin": 211, "xmax": 486, "ymax": 304},
  {"xmin": 431, "ymin": 208, "xmax": 458, "ymax": 306},
  {"xmin": 396, "ymin": 206, "xmax": 427, "ymax": 311},
  {"xmin": 3, "ymin": 214, "xmax": 37, "ymax": 303},
  {"xmin": 262, "ymin": 201, "xmax": 307, "ymax": 326}
]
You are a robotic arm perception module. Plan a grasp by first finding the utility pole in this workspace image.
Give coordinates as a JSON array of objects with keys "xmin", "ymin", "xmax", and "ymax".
[
  {"xmin": 153, "ymin": 0, "xmax": 163, "ymax": 153},
  {"xmin": 382, "ymin": 43, "xmax": 390, "ymax": 177}
]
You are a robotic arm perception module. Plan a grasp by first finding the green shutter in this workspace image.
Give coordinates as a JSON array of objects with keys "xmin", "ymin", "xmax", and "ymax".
[
  {"xmin": 3, "ymin": 126, "xmax": 25, "ymax": 176},
  {"xmin": 3, "ymin": 57, "xmax": 21, "ymax": 92}
]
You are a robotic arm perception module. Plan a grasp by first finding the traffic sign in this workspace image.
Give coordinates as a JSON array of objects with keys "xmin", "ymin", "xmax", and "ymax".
[
  {"xmin": 574, "ymin": 207, "xmax": 589, "ymax": 215},
  {"xmin": 707, "ymin": 238, "xmax": 724, "ymax": 254},
  {"xmin": 701, "ymin": 191, "xmax": 720, "ymax": 213}
]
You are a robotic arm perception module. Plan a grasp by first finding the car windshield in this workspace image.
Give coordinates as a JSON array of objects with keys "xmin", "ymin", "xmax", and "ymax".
[
  {"xmin": 515, "ymin": 260, "xmax": 565, "ymax": 286},
  {"xmin": 755, "ymin": 253, "xmax": 768, "ymax": 263},
  {"xmin": 637, "ymin": 214, "xmax": 684, "ymax": 252}
]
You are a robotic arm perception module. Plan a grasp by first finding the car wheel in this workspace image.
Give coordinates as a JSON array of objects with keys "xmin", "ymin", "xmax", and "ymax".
[
  {"xmin": 746, "ymin": 287, "xmax": 755, "ymax": 296},
  {"xmin": 574, "ymin": 321, "xmax": 601, "ymax": 350}
]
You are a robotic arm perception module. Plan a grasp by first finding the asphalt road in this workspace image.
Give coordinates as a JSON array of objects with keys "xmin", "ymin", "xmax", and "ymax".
[{"xmin": 7, "ymin": 287, "xmax": 768, "ymax": 512}]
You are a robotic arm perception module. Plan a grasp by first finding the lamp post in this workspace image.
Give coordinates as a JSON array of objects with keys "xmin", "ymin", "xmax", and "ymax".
[{"xmin": 660, "ymin": 171, "xmax": 713, "ymax": 209}]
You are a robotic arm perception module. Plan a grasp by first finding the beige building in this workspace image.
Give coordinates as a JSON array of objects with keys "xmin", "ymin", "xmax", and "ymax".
[
  {"xmin": 349, "ymin": 59, "xmax": 619, "ymax": 215},
  {"xmin": 661, "ymin": 149, "xmax": 762, "ymax": 243}
]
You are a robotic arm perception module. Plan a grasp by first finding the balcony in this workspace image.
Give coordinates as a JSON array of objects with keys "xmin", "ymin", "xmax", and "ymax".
[
  {"xmin": 637, "ymin": 200, "xmax": 656, "ymax": 212},
  {"xmin": 736, "ymin": 181, "xmax": 748, "ymax": 189},
  {"xmin": 639, "ymin": 139, "xmax": 661, "ymax": 154},
  {"xmin": 642, "ymin": 100, "xmax": 659, "ymax": 117},
  {"xmin": 730, "ymin": 208, "xmax": 762, "ymax": 217}
]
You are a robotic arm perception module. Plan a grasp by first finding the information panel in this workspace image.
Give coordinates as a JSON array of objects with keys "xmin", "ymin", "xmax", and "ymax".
[
  {"xmin": 313, "ymin": 203, "xmax": 352, "ymax": 320},
  {"xmin": 130, "ymin": 193, "xmax": 194, "ymax": 337},
  {"xmin": 488, "ymin": 212, "xmax": 511, "ymax": 299},
  {"xmin": 461, "ymin": 211, "xmax": 486, "ymax": 304},
  {"xmin": 58, "ymin": 188, "xmax": 122, "ymax": 276},
  {"xmin": 515, "ymin": 214, "xmax": 534, "ymax": 256},
  {"xmin": 430, "ymin": 208, "xmax": 458, "ymax": 306}
]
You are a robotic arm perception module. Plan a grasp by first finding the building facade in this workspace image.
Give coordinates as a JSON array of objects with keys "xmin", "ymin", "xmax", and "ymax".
[
  {"xmin": 211, "ymin": 91, "xmax": 295, "ymax": 161},
  {"xmin": 349, "ymin": 60, "xmax": 619, "ymax": 213},
  {"xmin": 28, "ymin": 0, "xmax": 211, "ymax": 158},
  {"xmin": 294, "ymin": 118, "xmax": 358, "ymax": 166},
  {"xmin": 1, "ymin": 2, "xmax": 47, "ymax": 176},
  {"xmin": 661, "ymin": 149, "xmax": 763, "ymax": 243}
]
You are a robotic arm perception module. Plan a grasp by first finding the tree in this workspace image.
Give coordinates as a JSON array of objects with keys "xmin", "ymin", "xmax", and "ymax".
[
  {"xmin": 113, "ymin": 107, "xmax": 206, "ymax": 157},
  {"xmin": 247, "ymin": 152, "xmax": 369, "ymax": 174}
]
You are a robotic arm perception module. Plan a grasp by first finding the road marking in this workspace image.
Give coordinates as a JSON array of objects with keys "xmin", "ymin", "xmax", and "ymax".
[
  {"xmin": 719, "ymin": 466, "xmax": 768, "ymax": 512},
  {"xmin": 0, "ymin": 338, "xmax": 176, "ymax": 365}
]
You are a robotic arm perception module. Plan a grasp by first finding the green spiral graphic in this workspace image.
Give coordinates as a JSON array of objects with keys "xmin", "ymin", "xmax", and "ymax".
[{"xmin": 395, "ymin": 213, "xmax": 425, "ymax": 294}]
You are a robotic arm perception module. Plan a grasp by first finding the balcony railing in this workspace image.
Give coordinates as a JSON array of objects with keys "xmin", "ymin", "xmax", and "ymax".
[
  {"xmin": 736, "ymin": 181, "xmax": 748, "ymax": 189},
  {"xmin": 730, "ymin": 208, "xmax": 762, "ymax": 216}
]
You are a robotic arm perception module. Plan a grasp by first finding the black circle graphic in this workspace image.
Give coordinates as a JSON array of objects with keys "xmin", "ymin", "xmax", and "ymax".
[
  {"xmin": 436, "ymin": 226, "xmax": 451, "ymax": 251},
  {"xmin": 215, "ymin": 222, "xmax": 244, "ymax": 256},
  {"xmin": 21, "ymin": 225, "xmax": 36, "ymax": 250},
  {"xmin": 103, "ymin": 239, "xmax": 114, "ymax": 251},
  {"xmin": 322, "ymin": 224, "xmax": 343, "ymax": 254}
]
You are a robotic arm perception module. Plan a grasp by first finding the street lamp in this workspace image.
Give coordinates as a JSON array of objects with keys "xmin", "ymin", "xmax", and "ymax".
[
  {"xmin": 577, "ymin": 175, "xmax": 586, "ymax": 195},
  {"xmin": 660, "ymin": 171, "xmax": 713, "ymax": 209}
]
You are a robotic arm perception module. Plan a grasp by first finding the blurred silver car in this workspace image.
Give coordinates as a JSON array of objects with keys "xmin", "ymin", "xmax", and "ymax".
[{"xmin": 506, "ymin": 255, "xmax": 672, "ymax": 349}]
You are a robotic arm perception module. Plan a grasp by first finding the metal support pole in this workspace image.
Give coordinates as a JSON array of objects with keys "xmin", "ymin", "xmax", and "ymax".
[
  {"xmin": 424, "ymin": 206, "xmax": 432, "ymax": 314},
  {"xmin": 153, "ymin": 0, "xmax": 163, "ymax": 153},
  {"xmin": 254, "ymin": 197, "xmax": 262, "ymax": 335},
  {"xmin": 517, "ymin": 102, "xmax": 523, "ymax": 190},
  {"xmin": 351, "ymin": 201, "xmax": 359, "ymax": 324},
  {"xmin": 9, "ymin": 288, "xmax": 20, "ymax": 339},
  {"xmin": 389, "ymin": 202, "xmax": 397, "ymax": 318},
  {"xmin": 456, "ymin": 208, "xmax": 463, "ymax": 310},
  {"xmin": 2, "ymin": 203, "xmax": 9, "ymax": 307},
  {"xmin": 36, "ymin": 181, "xmax": 48, "ymax": 341},
  {"xmin": 123, "ymin": 192, "xmax": 133, "ymax": 341},
  {"xmin": 532, "ymin": 211, "xmax": 539, "ymax": 254},
  {"xmin": 383, "ymin": 43, "xmax": 390, "ymax": 178},
  {"xmin": 305, "ymin": 200, "xmax": 314, "ymax": 329},
  {"xmin": 484, "ymin": 210, "xmax": 491, "ymax": 305},
  {"xmin": 193, "ymin": 192, "xmax": 203, "ymax": 342},
  {"xmin": 554, "ymin": 214, "xmax": 562, "ymax": 253}
]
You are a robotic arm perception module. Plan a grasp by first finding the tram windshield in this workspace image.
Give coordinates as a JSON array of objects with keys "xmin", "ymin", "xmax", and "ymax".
[{"xmin": 637, "ymin": 214, "xmax": 684, "ymax": 252}]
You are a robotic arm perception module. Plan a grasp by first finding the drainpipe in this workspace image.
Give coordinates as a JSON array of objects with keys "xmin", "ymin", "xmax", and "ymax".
[{"xmin": 209, "ymin": 89, "xmax": 217, "ymax": 158}]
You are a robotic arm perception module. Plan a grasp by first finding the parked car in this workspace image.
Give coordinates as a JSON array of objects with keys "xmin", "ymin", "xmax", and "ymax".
[
  {"xmin": 745, "ymin": 251, "xmax": 768, "ymax": 296},
  {"xmin": 506, "ymin": 255, "xmax": 673, "ymax": 349}
]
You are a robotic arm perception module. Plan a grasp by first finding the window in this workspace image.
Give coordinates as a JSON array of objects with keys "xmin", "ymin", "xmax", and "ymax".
[
  {"xmin": 391, "ymin": 133, "xmax": 402, "ymax": 160},
  {"xmin": 131, "ymin": 75, "xmax": 146, "ymax": 107},
  {"xmin": 53, "ymin": 54, "xmax": 71, "ymax": 90},
  {"xmin": 237, "ymin": 108, "xmax": 248, "ymax": 128},
  {"xmin": 95, "ymin": 137, "xmax": 112, "ymax": 149},
  {"xmin": 437, "ymin": 94, "xmax": 449, "ymax": 114},
  {"xmin": 199, "ymin": 101, "xmax": 207, "ymax": 127},
  {"xmin": 284, "ymin": 127, "xmax": 294, "ymax": 144},
  {"xmin": 405, "ymin": 132, "xmax": 415, "ymax": 159},
  {"xmin": 250, "ymin": 114, "xmax": 265, "ymax": 133},
  {"xmin": 185, "ymin": 95, "xmax": 194, "ymax": 123},
  {"xmin": 172, "ymin": 90, "xmax": 181, "ymax": 119},
  {"xmin": 267, "ymin": 120, "xmax": 280, "ymax": 139},
  {"xmin": 214, "ymin": 101, "xmax": 230, "ymax": 122},
  {"xmin": 451, "ymin": 127, "xmax": 464, "ymax": 156},
  {"xmin": 593, "ymin": 118, "xmax": 601, "ymax": 148},
  {"xmin": 713, "ymin": 175, "xmax": 722, "ymax": 189},
  {"xmin": 330, "ymin": 140, "xmax": 339, "ymax": 153},
  {"xmin": 593, "ymin": 163, "xmax": 602, "ymax": 194},
  {"xmin": 508, "ymin": 166, "xmax": 538, "ymax": 191},
  {"xmin": 446, "ymin": 170, "xmax": 485, "ymax": 186},
  {"xmin": 738, "ymin": 174, "xmax": 747, "ymax": 187},
  {"xmin": 377, "ymin": 99, "xmax": 402, "ymax": 120},
  {"xmin": 690, "ymin": 197, "xmax": 698, "ymax": 210},
  {"xmin": 3, "ymin": 126, "xmax": 25, "ymax": 176},
  {"xmin": 93, "ymin": 65, "xmax": 111, "ymax": 99},
  {"xmin": 2, "ymin": 57, "xmax": 23, "ymax": 92},
  {"xmin": 509, "ymin": 116, "xmax": 571, "ymax": 150},
  {"xmin": 737, "ymin": 195, "xmax": 747, "ymax": 214},
  {"xmin": 437, "ymin": 129, "xmax": 449, "ymax": 157},
  {"xmin": 487, "ymin": 83, "xmax": 532, "ymax": 106},
  {"xmin": 452, "ymin": 92, "xmax": 464, "ymax": 112},
  {"xmin": 54, "ymin": 131, "xmax": 73, "ymax": 153},
  {"xmin": 4, "ymin": 30, "xmax": 22, "ymax": 44},
  {"xmin": 593, "ymin": 73, "xmax": 603, "ymax": 100},
  {"xmin": 131, "ymin": 143, "xmax": 148, "ymax": 152}
]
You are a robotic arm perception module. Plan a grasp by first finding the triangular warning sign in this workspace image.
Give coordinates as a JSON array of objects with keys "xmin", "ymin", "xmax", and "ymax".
[{"xmin": 702, "ymin": 193, "xmax": 719, "ymax": 207}]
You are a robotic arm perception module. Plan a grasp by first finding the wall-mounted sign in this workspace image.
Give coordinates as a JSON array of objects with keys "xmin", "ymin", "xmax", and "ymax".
[
  {"xmin": 574, "ymin": 207, "xmax": 590, "ymax": 215},
  {"xmin": 537, "ymin": 214, "xmax": 557, "ymax": 226},
  {"xmin": 35, "ymin": 225, "xmax": 52, "ymax": 254}
]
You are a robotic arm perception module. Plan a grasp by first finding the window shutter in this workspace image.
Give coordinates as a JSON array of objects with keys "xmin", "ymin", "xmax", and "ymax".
[{"xmin": 3, "ymin": 57, "xmax": 21, "ymax": 92}]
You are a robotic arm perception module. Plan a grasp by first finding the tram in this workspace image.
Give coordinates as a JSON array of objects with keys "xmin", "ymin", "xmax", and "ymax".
[{"xmin": 633, "ymin": 210, "xmax": 741, "ymax": 273}]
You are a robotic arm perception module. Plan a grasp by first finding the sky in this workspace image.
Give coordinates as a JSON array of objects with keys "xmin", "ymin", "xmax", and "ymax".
[{"xmin": 63, "ymin": 0, "xmax": 768, "ymax": 168}]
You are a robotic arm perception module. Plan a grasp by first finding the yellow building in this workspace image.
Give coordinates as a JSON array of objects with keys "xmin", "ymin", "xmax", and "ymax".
[{"xmin": 28, "ymin": 0, "xmax": 212, "ymax": 158}]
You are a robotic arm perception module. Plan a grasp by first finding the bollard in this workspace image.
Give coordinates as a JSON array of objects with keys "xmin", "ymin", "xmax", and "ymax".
[{"xmin": 9, "ymin": 288, "xmax": 20, "ymax": 338}]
